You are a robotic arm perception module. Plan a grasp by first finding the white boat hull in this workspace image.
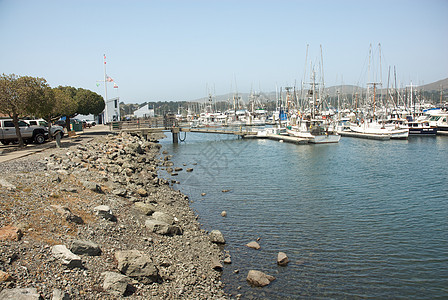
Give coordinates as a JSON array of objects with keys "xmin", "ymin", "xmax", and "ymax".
[
  {"xmin": 286, "ymin": 129, "xmax": 340, "ymax": 143},
  {"xmin": 349, "ymin": 124, "xmax": 409, "ymax": 139}
]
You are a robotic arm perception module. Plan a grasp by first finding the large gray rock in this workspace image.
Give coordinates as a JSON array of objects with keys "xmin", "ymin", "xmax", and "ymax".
[
  {"xmin": 209, "ymin": 230, "xmax": 226, "ymax": 244},
  {"xmin": 111, "ymin": 188, "xmax": 127, "ymax": 197},
  {"xmin": 82, "ymin": 181, "xmax": 102, "ymax": 193},
  {"xmin": 277, "ymin": 252, "xmax": 289, "ymax": 266},
  {"xmin": 0, "ymin": 288, "xmax": 43, "ymax": 299},
  {"xmin": 93, "ymin": 205, "xmax": 116, "ymax": 221},
  {"xmin": 211, "ymin": 258, "xmax": 223, "ymax": 271},
  {"xmin": 246, "ymin": 241, "xmax": 260, "ymax": 250},
  {"xmin": 51, "ymin": 245, "xmax": 82, "ymax": 268},
  {"xmin": 246, "ymin": 270, "xmax": 275, "ymax": 287},
  {"xmin": 152, "ymin": 211, "xmax": 174, "ymax": 225},
  {"xmin": 134, "ymin": 202, "xmax": 155, "ymax": 216},
  {"xmin": 145, "ymin": 219, "xmax": 182, "ymax": 235},
  {"xmin": 51, "ymin": 289, "xmax": 70, "ymax": 300},
  {"xmin": 115, "ymin": 250, "xmax": 160, "ymax": 284},
  {"xmin": 70, "ymin": 240, "xmax": 101, "ymax": 256},
  {"xmin": 50, "ymin": 205, "xmax": 83, "ymax": 224},
  {"xmin": 102, "ymin": 271, "xmax": 132, "ymax": 296}
]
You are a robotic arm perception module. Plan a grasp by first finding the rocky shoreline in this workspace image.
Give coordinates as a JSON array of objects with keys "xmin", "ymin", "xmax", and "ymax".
[{"xmin": 0, "ymin": 132, "xmax": 228, "ymax": 299}]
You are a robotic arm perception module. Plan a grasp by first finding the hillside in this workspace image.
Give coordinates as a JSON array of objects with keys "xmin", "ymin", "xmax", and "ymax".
[{"xmin": 190, "ymin": 78, "xmax": 447, "ymax": 103}]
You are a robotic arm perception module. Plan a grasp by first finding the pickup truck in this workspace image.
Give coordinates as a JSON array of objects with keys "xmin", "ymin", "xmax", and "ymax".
[
  {"xmin": 0, "ymin": 119, "xmax": 49, "ymax": 145},
  {"xmin": 23, "ymin": 119, "xmax": 64, "ymax": 139}
]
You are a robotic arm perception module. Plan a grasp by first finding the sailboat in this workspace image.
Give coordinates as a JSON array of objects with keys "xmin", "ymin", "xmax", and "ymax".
[{"xmin": 286, "ymin": 46, "xmax": 340, "ymax": 144}]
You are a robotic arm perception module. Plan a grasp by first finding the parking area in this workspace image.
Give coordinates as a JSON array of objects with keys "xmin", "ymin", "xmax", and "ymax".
[{"xmin": 0, "ymin": 125, "xmax": 112, "ymax": 163}]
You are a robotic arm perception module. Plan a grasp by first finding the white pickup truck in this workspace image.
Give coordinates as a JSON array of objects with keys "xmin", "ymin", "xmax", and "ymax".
[
  {"xmin": 23, "ymin": 119, "xmax": 64, "ymax": 139},
  {"xmin": 0, "ymin": 119, "xmax": 49, "ymax": 145}
]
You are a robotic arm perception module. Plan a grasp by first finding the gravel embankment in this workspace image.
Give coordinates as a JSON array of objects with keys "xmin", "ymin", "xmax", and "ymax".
[{"xmin": 0, "ymin": 132, "xmax": 228, "ymax": 299}]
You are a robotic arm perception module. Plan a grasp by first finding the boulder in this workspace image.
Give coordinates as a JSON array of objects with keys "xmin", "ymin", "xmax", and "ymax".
[
  {"xmin": 0, "ymin": 288, "xmax": 43, "ymax": 299},
  {"xmin": 115, "ymin": 250, "xmax": 160, "ymax": 284},
  {"xmin": 246, "ymin": 241, "xmax": 260, "ymax": 250},
  {"xmin": 145, "ymin": 219, "xmax": 182, "ymax": 235},
  {"xmin": 102, "ymin": 271, "xmax": 132, "ymax": 296},
  {"xmin": 82, "ymin": 181, "xmax": 102, "ymax": 193},
  {"xmin": 152, "ymin": 211, "xmax": 174, "ymax": 225},
  {"xmin": 134, "ymin": 202, "xmax": 155, "ymax": 215},
  {"xmin": 50, "ymin": 205, "xmax": 84, "ymax": 224},
  {"xmin": 0, "ymin": 225, "xmax": 22, "ymax": 241},
  {"xmin": 136, "ymin": 188, "xmax": 148, "ymax": 197},
  {"xmin": 277, "ymin": 252, "xmax": 289, "ymax": 266},
  {"xmin": 209, "ymin": 230, "xmax": 225, "ymax": 244},
  {"xmin": 93, "ymin": 205, "xmax": 116, "ymax": 221},
  {"xmin": 246, "ymin": 270, "xmax": 275, "ymax": 287},
  {"xmin": 111, "ymin": 188, "xmax": 127, "ymax": 197},
  {"xmin": 52, "ymin": 245, "xmax": 82, "ymax": 268},
  {"xmin": 221, "ymin": 211, "xmax": 227, "ymax": 217},
  {"xmin": 223, "ymin": 257, "xmax": 232, "ymax": 264},
  {"xmin": 211, "ymin": 258, "xmax": 223, "ymax": 271},
  {"xmin": 186, "ymin": 168, "xmax": 193, "ymax": 172},
  {"xmin": 70, "ymin": 240, "xmax": 101, "ymax": 256},
  {"xmin": 51, "ymin": 289, "xmax": 70, "ymax": 300}
]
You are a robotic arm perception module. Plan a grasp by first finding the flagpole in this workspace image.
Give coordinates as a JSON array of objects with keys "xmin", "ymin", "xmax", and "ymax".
[{"xmin": 103, "ymin": 54, "xmax": 108, "ymax": 124}]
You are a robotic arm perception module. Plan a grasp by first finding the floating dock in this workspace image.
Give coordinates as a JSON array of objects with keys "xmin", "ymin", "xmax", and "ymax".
[{"xmin": 180, "ymin": 127, "xmax": 257, "ymax": 136}]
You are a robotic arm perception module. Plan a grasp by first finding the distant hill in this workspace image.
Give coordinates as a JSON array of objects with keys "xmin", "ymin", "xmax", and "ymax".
[
  {"xmin": 190, "ymin": 78, "xmax": 447, "ymax": 103},
  {"xmin": 418, "ymin": 78, "xmax": 448, "ymax": 92}
]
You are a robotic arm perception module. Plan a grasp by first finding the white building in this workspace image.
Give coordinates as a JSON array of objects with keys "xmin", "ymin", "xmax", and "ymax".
[
  {"xmin": 134, "ymin": 104, "xmax": 155, "ymax": 118},
  {"xmin": 100, "ymin": 97, "xmax": 120, "ymax": 124}
]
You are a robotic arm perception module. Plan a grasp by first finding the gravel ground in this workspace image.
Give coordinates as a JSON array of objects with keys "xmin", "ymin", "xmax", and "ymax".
[{"xmin": 0, "ymin": 132, "xmax": 229, "ymax": 299}]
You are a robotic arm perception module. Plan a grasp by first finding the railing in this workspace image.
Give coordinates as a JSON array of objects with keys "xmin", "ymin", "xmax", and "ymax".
[{"xmin": 109, "ymin": 118, "xmax": 165, "ymax": 130}]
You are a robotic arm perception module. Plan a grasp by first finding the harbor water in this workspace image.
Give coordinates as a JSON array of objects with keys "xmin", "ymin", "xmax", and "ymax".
[{"xmin": 160, "ymin": 133, "xmax": 448, "ymax": 299}]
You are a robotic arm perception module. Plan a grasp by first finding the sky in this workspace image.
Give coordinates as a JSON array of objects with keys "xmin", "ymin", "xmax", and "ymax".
[{"xmin": 1, "ymin": 0, "xmax": 447, "ymax": 103}]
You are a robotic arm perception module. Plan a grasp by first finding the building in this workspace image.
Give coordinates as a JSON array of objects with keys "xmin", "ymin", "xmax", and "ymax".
[
  {"xmin": 99, "ymin": 97, "xmax": 120, "ymax": 124},
  {"xmin": 133, "ymin": 104, "xmax": 155, "ymax": 118}
]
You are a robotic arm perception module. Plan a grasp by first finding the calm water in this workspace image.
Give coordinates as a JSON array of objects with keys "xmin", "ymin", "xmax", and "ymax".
[{"xmin": 160, "ymin": 133, "xmax": 448, "ymax": 299}]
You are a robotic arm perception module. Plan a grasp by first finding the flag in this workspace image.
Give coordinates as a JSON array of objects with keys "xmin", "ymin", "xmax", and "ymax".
[
  {"xmin": 104, "ymin": 54, "xmax": 106, "ymax": 64},
  {"xmin": 106, "ymin": 75, "xmax": 114, "ymax": 82},
  {"xmin": 96, "ymin": 83, "xmax": 100, "ymax": 87},
  {"xmin": 113, "ymin": 83, "xmax": 118, "ymax": 88}
]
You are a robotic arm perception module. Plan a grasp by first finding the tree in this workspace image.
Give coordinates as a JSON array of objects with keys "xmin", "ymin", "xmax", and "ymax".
[
  {"xmin": 54, "ymin": 86, "xmax": 79, "ymax": 129},
  {"xmin": 75, "ymin": 88, "xmax": 105, "ymax": 115},
  {"xmin": 0, "ymin": 74, "xmax": 48, "ymax": 147}
]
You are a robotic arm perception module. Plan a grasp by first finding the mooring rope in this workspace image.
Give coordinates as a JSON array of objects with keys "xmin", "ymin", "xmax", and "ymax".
[{"xmin": 178, "ymin": 131, "xmax": 187, "ymax": 142}]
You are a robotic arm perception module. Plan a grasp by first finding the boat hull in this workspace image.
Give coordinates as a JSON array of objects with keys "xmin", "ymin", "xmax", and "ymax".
[{"xmin": 286, "ymin": 129, "xmax": 340, "ymax": 143}]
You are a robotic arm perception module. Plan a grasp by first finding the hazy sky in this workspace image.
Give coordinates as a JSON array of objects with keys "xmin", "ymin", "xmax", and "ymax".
[{"xmin": 1, "ymin": 0, "xmax": 447, "ymax": 103}]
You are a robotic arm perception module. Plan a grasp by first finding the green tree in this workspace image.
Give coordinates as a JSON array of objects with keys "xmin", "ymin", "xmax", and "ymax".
[
  {"xmin": 75, "ymin": 88, "xmax": 105, "ymax": 115},
  {"xmin": 0, "ymin": 74, "xmax": 48, "ymax": 147},
  {"xmin": 52, "ymin": 86, "xmax": 77, "ymax": 129}
]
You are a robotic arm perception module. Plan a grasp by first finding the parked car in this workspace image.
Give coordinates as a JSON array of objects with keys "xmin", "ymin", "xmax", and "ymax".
[
  {"xmin": 82, "ymin": 120, "xmax": 96, "ymax": 127},
  {"xmin": 0, "ymin": 119, "xmax": 49, "ymax": 145},
  {"xmin": 23, "ymin": 119, "xmax": 64, "ymax": 139}
]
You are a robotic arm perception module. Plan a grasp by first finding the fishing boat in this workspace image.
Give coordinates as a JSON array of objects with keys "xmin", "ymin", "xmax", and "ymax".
[
  {"xmin": 286, "ymin": 62, "xmax": 340, "ymax": 144},
  {"xmin": 427, "ymin": 110, "xmax": 448, "ymax": 134},
  {"xmin": 349, "ymin": 120, "xmax": 409, "ymax": 139},
  {"xmin": 287, "ymin": 118, "xmax": 341, "ymax": 143}
]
